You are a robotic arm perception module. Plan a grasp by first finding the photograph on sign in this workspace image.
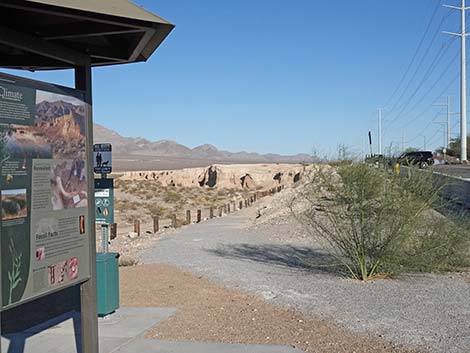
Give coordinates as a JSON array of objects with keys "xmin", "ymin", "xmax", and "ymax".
[{"xmin": 0, "ymin": 73, "xmax": 91, "ymax": 309}]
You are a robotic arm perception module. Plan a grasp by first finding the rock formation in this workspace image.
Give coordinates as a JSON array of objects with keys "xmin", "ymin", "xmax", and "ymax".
[{"xmin": 121, "ymin": 164, "xmax": 306, "ymax": 190}]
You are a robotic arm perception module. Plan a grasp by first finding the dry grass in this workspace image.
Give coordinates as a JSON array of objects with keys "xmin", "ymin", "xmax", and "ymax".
[{"xmin": 114, "ymin": 179, "xmax": 251, "ymax": 227}]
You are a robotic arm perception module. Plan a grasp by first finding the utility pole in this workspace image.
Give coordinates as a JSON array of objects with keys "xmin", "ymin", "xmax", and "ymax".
[
  {"xmin": 378, "ymin": 108, "xmax": 382, "ymax": 155},
  {"xmin": 444, "ymin": 0, "xmax": 469, "ymax": 161},
  {"xmin": 423, "ymin": 135, "xmax": 427, "ymax": 150},
  {"xmin": 433, "ymin": 96, "xmax": 458, "ymax": 148},
  {"xmin": 434, "ymin": 120, "xmax": 448, "ymax": 149}
]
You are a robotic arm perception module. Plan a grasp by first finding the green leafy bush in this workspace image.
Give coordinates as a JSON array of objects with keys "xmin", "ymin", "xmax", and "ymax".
[{"xmin": 295, "ymin": 164, "xmax": 470, "ymax": 280}]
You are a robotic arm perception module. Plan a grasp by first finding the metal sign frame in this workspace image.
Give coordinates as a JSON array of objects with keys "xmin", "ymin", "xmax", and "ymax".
[{"xmin": 0, "ymin": 66, "xmax": 98, "ymax": 353}]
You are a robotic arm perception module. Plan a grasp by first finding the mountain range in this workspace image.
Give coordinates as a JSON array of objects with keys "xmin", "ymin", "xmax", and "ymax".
[{"xmin": 94, "ymin": 123, "xmax": 312, "ymax": 164}]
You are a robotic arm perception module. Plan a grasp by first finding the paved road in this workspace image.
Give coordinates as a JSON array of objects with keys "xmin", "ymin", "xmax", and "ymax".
[
  {"xmin": 434, "ymin": 164, "xmax": 470, "ymax": 179},
  {"xmin": 139, "ymin": 209, "xmax": 470, "ymax": 353}
]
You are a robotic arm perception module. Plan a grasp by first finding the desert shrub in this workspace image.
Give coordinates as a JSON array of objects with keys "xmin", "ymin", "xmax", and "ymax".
[
  {"xmin": 163, "ymin": 189, "xmax": 182, "ymax": 203},
  {"xmin": 294, "ymin": 164, "xmax": 470, "ymax": 280},
  {"xmin": 127, "ymin": 202, "xmax": 139, "ymax": 211},
  {"xmin": 119, "ymin": 256, "xmax": 137, "ymax": 267},
  {"xmin": 217, "ymin": 189, "xmax": 229, "ymax": 197},
  {"xmin": 147, "ymin": 204, "xmax": 166, "ymax": 217},
  {"xmin": 388, "ymin": 213, "xmax": 470, "ymax": 272}
]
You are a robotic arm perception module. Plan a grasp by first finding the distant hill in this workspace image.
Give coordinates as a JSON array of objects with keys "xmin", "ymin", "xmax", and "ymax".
[{"xmin": 93, "ymin": 123, "xmax": 312, "ymax": 165}]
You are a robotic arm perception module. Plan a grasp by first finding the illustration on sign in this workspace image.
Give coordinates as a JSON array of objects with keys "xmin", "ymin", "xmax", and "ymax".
[
  {"xmin": 93, "ymin": 144, "xmax": 112, "ymax": 174},
  {"xmin": 94, "ymin": 178, "xmax": 114, "ymax": 225},
  {"xmin": 0, "ymin": 73, "xmax": 91, "ymax": 309}
]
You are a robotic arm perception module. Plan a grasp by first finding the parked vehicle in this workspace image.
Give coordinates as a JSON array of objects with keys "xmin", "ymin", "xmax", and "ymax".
[{"xmin": 396, "ymin": 151, "xmax": 434, "ymax": 169}]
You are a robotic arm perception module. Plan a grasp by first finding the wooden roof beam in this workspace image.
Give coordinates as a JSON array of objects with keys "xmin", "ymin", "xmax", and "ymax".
[{"xmin": 0, "ymin": 25, "xmax": 89, "ymax": 65}]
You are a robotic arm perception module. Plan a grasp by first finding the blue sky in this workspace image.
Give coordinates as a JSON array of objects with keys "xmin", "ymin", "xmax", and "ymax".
[{"xmin": 3, "ymin": 0, "xmax": 466, "ymax": 157}]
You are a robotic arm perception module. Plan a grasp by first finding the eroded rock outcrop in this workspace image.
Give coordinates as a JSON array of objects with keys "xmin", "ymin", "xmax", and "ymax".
[
  {"xmin": 198, "ymin": 165, "xmax": 220, "ymax": 187},
  {"xmin": 121, "ymin": 164, "xmax": 307, "ymax": 190},
  {"xmin": 240, "ymin": 174, "xmax": 256, "ymax": 189}
]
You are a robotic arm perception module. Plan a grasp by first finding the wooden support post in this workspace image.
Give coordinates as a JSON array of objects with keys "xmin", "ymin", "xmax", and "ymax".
[
  {"xmin": 219, "ymin": 207, "xmax": 223, "ymax": 217},
  {"xmin": 239, "ymin": 201, "xmax": 243, "ymax": 210},
  {"xmin": 134, "ymin": 219, "xmax": 141, "ymax": 236},
  {"xmin": 245, "ymin": 199, "xmax": 248, "ymax": 208},
  {"xmin": 227, "ymin": 203, "xmax": 231, "ymax": 213},
  {"xmin": 172, "ymin": 214, "xmax": 177, "ymax": 228},
  {"xmin": 223, "ymin": 204, "xmax": 227, "ymax": 213},
  {"xmin": 186, "ymin": 210, "xmax": 191, "ymax": 225},
  {"xmin": 153, "ymin": 216, "xmax": 159, "ymax": 233},
  {"xmin": 210, "ymin": 207, "xmax": 214, "ymax": 219},
  {"xmin": 197, "ymin": 209, "xmax": 202, "ymax": 223}
]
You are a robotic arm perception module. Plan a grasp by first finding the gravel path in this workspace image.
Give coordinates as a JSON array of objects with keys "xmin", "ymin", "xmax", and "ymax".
[{"xmin": 138, "ymin": 208, "xmax": 470, "ymax": 353}]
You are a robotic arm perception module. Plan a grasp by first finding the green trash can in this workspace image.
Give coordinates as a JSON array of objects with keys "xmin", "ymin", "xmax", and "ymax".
[{"xmin": 96, "ymin": 252, "xmax": 120, "ymax": 316}]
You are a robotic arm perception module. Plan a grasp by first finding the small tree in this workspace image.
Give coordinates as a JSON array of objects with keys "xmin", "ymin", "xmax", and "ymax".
[
  {"xmin": 293, "ymin": 164, "xmax": 464, "ymax": 280},
  {"xmin": 445, "ymin": 136, "xmax": 470, "ymax": 157}
]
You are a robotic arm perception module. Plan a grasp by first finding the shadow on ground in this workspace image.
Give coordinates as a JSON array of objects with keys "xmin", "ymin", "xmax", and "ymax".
[{"xmin": 207, "ymin": 244, "xmax": 346, "ymax": 276}]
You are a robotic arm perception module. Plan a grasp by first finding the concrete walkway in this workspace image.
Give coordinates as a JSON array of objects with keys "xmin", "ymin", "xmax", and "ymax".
[{"xmin": 1, "ymin": 307, "xmax": 303, "ymax": 353}]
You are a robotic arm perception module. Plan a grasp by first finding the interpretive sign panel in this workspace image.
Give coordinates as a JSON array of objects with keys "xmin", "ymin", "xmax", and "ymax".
[
  {"xmin": 0, "ymin": 73, "xmax": 91, "ymax": 310},
  {"xmin": 93, "ymin": 143, "xmax": 112, "ymax": 175},
  {"xmin": 94, "ymin": 178, "xmax": 114, "ymax": 225}
]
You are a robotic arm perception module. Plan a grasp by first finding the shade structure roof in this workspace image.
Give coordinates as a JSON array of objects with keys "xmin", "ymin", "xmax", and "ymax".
[{"xmin": 0, "ymin": 0, "xmax": 175, "ymax": 70}]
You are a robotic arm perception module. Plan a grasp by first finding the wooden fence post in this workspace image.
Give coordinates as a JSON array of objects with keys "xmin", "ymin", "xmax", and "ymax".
[
  {"xmin": 186, "ymin": 210, "xmax": 191, "ymax": 225},
  {"xmin": 239, "ymin": 201, "xmax": 243, "ymax": 210},
  {"xmin": 153, "ymin": 216, "xmax": 159, "ymax": 233},
  {"xmin": 172, "ymin": 214, "xmax": 177, "ymax": 228},
  {"xmin": 227, "ymin": 203, "xmax": 231, "ymax": 213},
  {"xmin": 197, "ymin": 209, "xmax": 202, "ymax": 223},
  {"xmin": 110, "ymin": 223, "xmax": 117, "ymax": 240},
  {"xmin": 210, "ymin": 207, "xmax": 214, "ymax": 219},
  {"xmin": 219, "ymin": 207, "xmax": 223, "ymax": 217},
  {"xmin": 134, "ymin": 219, "xmax": 140, "ymax": 236},
  {"xmin": 223, "ymin": 204, "xmax": 227, "ymax": 214}
]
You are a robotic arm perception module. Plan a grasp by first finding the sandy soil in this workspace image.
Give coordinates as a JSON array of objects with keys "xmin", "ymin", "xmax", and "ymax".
[{"xmin": 120, "ymin": 264, "xmax": 421, "ymax": 353}]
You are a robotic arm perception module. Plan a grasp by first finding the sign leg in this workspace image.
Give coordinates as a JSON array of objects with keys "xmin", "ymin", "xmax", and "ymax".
[{"xmin": 75, "ymin": 63, "xmax": 99, "ymax": 353}]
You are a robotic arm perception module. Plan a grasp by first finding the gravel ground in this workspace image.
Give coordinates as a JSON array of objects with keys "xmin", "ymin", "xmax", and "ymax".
[
  {"xmin": 137, "ymin": 202, "xmax": 470, "ymax": 353},
  {"xmin": 121, "ymin": 264, "xmax": 417, "ymax": 353}
]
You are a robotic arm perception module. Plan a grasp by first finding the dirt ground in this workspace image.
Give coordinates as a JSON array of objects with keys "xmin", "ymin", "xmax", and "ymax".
[{"xmin": 120, "ymin": 264, "xmax": 423, "ymax": 353}]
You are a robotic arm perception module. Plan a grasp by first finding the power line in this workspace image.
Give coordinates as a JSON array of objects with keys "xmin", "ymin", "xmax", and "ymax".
[
  {"xmin": 382, "ymin": 0, "xmax": 444, "ymax": 110},
  {"xmin": 383, "ymin": 67, "xmax": 460, "ymax": 140},
  {"xmin": 384, "ymin": 50, "xmax": 460, "ymax": 131},
  {"xmin": 381, "ymin": 12, "xmax": 470, "ymax": 137},
  {"xmin": 386, "ymin": 3, "xmax": 450, "ymax": 116}
]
